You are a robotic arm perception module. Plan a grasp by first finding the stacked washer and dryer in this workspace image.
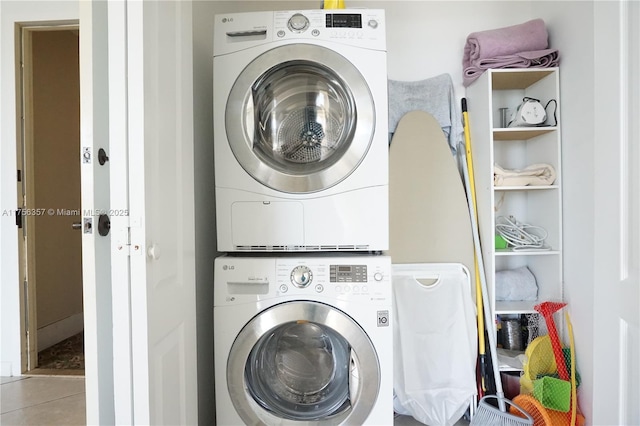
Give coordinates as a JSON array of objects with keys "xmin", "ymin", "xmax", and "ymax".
[{"xmin": 213, "ymin": 9, "xmax": 392, "ymax": 425}]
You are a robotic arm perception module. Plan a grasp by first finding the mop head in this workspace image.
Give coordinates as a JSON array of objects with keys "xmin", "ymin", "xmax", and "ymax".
[{"xmin": 471, "ymin": 395, "xmax": 533, "ymax": 425}]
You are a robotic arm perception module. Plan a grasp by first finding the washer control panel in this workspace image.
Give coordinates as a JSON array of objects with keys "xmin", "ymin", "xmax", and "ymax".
[
  {"xmin": 275, "ymin": 257, "xmax": 390, "ymax": 299},
  {"xmin": 214, "ymin": 256, "xmax": 391, "ymax": 305}
]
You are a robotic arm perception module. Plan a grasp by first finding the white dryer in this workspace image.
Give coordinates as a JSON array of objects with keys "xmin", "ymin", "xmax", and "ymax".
[
  {"xmin": 213, "ymin": 10, "xmax": 389, "ymax": 252},
  {"xmin": 214, "ymin": 255, "xmax": 393, "ymax": 425}
]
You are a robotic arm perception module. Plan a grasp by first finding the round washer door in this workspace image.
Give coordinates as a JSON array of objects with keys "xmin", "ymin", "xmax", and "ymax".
[
  {"xmin": 227, "ymin": 301, "xmax": 380, "ymax": 425},
  {"xmin": 226, "ymin": 44, "xmax": 375, "ymax": 194}
]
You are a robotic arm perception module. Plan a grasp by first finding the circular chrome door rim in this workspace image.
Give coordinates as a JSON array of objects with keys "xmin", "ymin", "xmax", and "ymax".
[
  {"xmin": 227, "ymin": 301, "xmax": 380, "ymax": 425},
  {"xmin": 226, "ymin": 44, "xmax": 375, "ymax": 194}
]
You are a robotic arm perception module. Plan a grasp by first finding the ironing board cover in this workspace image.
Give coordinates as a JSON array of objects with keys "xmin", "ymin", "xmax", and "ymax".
[{"xmin": 385, "ymin": 110, "xmax": 475, "ymax": 290}]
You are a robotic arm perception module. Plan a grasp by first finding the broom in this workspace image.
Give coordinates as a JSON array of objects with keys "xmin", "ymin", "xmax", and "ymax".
[{"xmin": 461, "ymin": 98, "xmax": 533, "ymax": 425}]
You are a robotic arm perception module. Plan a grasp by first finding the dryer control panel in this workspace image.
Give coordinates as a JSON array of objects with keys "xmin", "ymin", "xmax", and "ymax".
[{"xmin": 273, "ymin": 9, "xmax": 386, "ymax": 48}]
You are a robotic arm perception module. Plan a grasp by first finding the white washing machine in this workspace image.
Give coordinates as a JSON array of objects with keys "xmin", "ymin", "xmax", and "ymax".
[
  {"xmin": 214, "ymin": 254, "xmax": 393, "ymax": 425},
  {"xmin": 213, "ymin": 10, "xmax": 389, "ymax": 252}
]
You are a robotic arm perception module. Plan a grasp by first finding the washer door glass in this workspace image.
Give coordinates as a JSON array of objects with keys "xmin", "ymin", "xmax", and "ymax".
[
  {"xmin": 245, "ymin": 321, "xmax": 350, "ymax": 420},
  {"xmin": 226, "ymin": 301, "xmax": 380, "ymax": 425},
  {"xmin": 226, "ymin": 44, "xmax": 375, "ymax": 194}
]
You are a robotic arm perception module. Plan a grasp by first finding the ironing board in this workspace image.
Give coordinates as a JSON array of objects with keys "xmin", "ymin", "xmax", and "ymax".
[
  {"xmin": 386, "ymin": 111, "xmax": 478, "ymax": 425},
  {"xmin": 385, "ymin": 110, "xmax": 474, "ymax": 280}
]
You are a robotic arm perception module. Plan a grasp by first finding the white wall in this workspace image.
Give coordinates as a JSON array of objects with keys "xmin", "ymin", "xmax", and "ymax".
[
  {"xmin": 538, "ymin": 2, "xmax": 596, "ymax": 421},
  {"xmin": 0, "ymin": 0, "xmax": 79, "ymax": 377}
]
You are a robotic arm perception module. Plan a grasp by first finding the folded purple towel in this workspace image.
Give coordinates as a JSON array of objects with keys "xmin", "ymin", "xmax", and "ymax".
[
  {"xmin": 463, "ymin": 49, "xmax": 559, "ymax": 86},
  {"xmin": 475, "ymin": 49, "xmax": 558, "ymax": 68},
  {"xmin": 463, "ymin": 19, "xmax": 550, "ymax": 69}
]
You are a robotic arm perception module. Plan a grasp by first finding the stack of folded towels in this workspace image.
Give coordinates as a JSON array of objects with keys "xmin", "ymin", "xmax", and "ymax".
[{"xmin": 462, "ymin": 19, "xmax": 559, "ymax": 87}]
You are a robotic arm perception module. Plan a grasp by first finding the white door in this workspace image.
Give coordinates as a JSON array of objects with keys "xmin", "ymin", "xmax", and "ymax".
[
  {"xmin": 592, "ymin": 1, "xmax": 639, "ymax": 424},
  {"xmin": 81, "ymin": 1, "xmax": 197, "ymax": 424}
]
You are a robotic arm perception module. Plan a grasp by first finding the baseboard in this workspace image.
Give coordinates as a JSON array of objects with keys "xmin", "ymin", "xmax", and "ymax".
[
  {"xmin": 37, "ymin": 312, "xmax": 84, "ymax": 351},
  {"xmin": 1, "ymin": 361, "xmax": 15, "ymax": 376}
]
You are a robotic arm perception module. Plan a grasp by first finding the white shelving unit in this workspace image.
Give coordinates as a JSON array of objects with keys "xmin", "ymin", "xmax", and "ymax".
[{"xmin": 466, "ymin": 68, "xmax": 563, "ymax": 359}]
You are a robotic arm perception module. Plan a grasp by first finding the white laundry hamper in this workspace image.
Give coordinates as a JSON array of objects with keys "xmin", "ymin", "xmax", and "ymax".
[{"xmin": 392, "ymin": 263, "xmax": 478, "ymax": 426}]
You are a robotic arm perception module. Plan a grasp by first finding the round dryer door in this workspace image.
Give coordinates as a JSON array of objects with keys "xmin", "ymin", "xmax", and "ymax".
[
  {"xmin": 226, "ymin": 44, "xmax": 375, "ymax": 193},
  {"xmin": 227, "ymin": 301, "xmax": 380, "ymax": 425}
]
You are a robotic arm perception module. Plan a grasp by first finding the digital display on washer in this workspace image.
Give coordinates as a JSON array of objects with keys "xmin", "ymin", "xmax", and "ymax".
[
  {"xmin": 330, "ymin": 265, "xmax": 367, "ymax": 282},
  {"xmin": 325, "ymin": 14, "xmax": 362, "ymax": 28}
]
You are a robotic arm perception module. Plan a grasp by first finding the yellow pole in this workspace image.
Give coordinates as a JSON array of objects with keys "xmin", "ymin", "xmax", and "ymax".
[
  {"xmin": 462, "ymin": 99, "xmax": 487, "ymax": 393},
  {"xmin": 323, "ymin": 0, "xmax": 346, "ymax": 9}
]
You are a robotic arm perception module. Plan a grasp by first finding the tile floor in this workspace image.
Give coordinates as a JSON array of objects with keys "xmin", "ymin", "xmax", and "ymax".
[
  {"xmin": 1, "ymin": 375, "xmax": 85, "ymax": 425},
  {"xmin": 1, "ymin": 375, "xmax": 470, "ymax": 425}
]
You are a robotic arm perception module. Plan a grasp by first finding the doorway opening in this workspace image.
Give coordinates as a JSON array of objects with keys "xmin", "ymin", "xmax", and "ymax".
[{"xmin": 16, "ymin": 23, "xmax": 83, "ymax": 376}]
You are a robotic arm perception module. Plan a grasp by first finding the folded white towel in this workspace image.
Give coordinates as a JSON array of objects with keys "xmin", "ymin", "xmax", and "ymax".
[
  {"xmin": 495, "ymin": 266, "xmax": 538, "ymax": 301},
  {"xmin": 494, "ymin": 163, "xmax": 556, "ymax": 186}
]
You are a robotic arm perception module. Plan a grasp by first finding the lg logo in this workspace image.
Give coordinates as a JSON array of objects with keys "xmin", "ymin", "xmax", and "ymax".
[
  {"xmin": 222, "ymin": 265, "xmax": 235, "ymax": 271},
  {"xmin": 221, "ymin": 17, "xmax": 234, "ymax": 23}
]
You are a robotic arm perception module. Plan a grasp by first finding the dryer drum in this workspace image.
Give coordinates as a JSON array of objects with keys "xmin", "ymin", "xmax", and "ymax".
[
  {"xmin": 278, "ymin": 106, "xmax": 339, "ymax": 163},
  {"xmin": 252, "ymin": 61, "xmax": 355, "ymax": 171}
]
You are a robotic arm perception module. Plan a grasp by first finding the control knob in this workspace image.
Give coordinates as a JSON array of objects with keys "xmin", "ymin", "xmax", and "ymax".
[
  {"xmin": 287, "ymin": 13, "xmax": 310, "ymax": 33},
  {"xmin": 291, "ymin": 265, "xmax": 313, "ymax": 288}
]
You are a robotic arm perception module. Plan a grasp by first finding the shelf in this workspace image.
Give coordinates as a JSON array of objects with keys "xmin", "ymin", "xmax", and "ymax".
[
  {"xmin": 494, "ymin": 185, "xmax": 559, "ymax": 191},
  {"xmin": 493, "ymin": 127, "xmax": 557, "ymax": 141},
  {"xmin": 491, "ymin": 68, "xmax": 557, "ymax": 90},
  {"xmin": 499, "ymin": 366, "xmax": 524, "ymax": 373},
  {"xmin": 496, "ymin": 300, "xmax": 539, "ymax": 314},
  {"xmin": 495, "ymin": 249, "xmax": 561, "ymax": 256},
  {"xmin": 467, "ymin": 68, "xmax": 562, "ymax": 357}
]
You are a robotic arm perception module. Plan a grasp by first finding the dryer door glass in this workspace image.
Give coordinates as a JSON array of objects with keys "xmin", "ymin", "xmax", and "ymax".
[
  {"xmin": 226, "ymin": 44, "xmax": 375, "ymax": 194},
  {"xmin": 245, "ymin": 321, "xmax": 350, "ymax": 420},
  {"xmin": 251, "ymin": 62, "xmax": 355, "ymax": 175}
]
